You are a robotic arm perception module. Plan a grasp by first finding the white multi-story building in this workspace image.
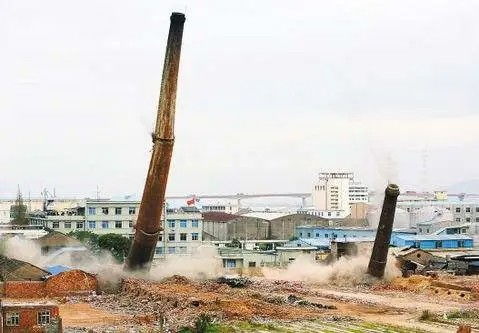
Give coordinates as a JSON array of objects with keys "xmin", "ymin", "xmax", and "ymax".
[
  {"xmin": 29, "ymin": 198, "xmax": 203, "ymax": 259},
  {"xmin": 156, "ymin": 206, "xmax": 203, "ymax": 256},
  {"xmin": 397, "ymin": 196, "xmax": 479, "ymax": 229},
  {"xmin": 349, "ymin": 182, "xmax": 369, "ymax": 204},
  {"xmin": 201, "ymin": 203, "xmax": 238, "ymax": 214},
  {"xmin": 84, "ymin": 199, "xmax": 138, "ymax": 238},
  {"xmin": 310, "ymin": 172, "xmax": 368, "ymax": 218}
]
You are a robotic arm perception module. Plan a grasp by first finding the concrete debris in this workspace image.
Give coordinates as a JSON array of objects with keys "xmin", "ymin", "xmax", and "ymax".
[{"xmin": 216, "ymin": 276, "xmax": 251, "ymax": 288}]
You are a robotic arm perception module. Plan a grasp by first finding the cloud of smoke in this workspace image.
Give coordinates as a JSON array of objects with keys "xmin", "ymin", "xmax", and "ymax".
[
  {"xmin": 149, "ymin": 245, "xmax": 223, "ymax": 280},
  {"xmin": 262, "ymin": 252, "xmax": 401, "ymax": 286},
  {"xmin": 3, "ymin": 236, "xmax": 43, "ymax": 264}
]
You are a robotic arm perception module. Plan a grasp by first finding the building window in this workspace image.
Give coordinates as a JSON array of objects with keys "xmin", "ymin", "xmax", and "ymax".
[
  {"xmin": 76, "ymin": 221, "xmax": 84, "ymax": 229},
  {"xmin": 129, "ymin": 207, "xmax": 136, "ymax": 215},
  {"xmin": 180, "ymin": 233, "xmax": 187, "ymax": 241},
  {"xmin": 466, "ymin": 207, "xmax": 471, "ymax": 213},
  {"xmin": 88, "ymin": 207, "xmax": 96, "ymax": 215},
  {"xmin": 155, "ymin": 247, "xmax": 164, "ymax": 255},
  {"xmin": 191, "ymin": 220, "xmax": 199, "ymax": 228},
  {"xmin": 191, "ymin": 232, "xmax": 199, "ymax": 241},
  {"xmin": 64, "ymin": 221, "xmax": 71, "ymax": 229},
  {"xmin": 248, "ymin": 262, "xmax": 256, "ymax": 267},
  {"xmin": 307, "ymin": 232, "xmax": 311, "ymax": 238},
  {"xmin": 102, "ymin": 221, "xmax": 109, "ymax": 229},
  {"xmin": 419, "ymin": 228, "xmax": 422, "ymax": 233},
  {"xmin": 115, "ymin": 207, "xmax": 122, "ymax": 215},
  {"xmin": 6, "ymin": 312, "xmax": 19, "ymax": 326},
  {"xmin": 426, "ymin": 229, "xmax": 430, "ymax": 233},
  {"xmin": 466, "ymin": 218, "xmax": 471, "ymax": 222},
  {"xmin": 159, "ymin": 234, "xmax": 163, "ymax": 241},
  {"xmin": 102, "ymin": 207, "xmax": 109, "ymax": 215},
  {"xmin": 455, "ymin": 218, "xmax": 461, "ymax": 222},
  {"xmin": 168, "ymin": 233, "xmax": 175, "ymax": 241},
  {"xmin": 299, "ymin": 232, "xmax": 303, "ymax": 237},
  {"xmin": 168, "ymin": 246, "xmax": 175, "ymax": 254},
  {"xmin": 476, "ymin": 207, "xmax": 479, "ymax": 213},
  {"xmin": 115, "ymin": 221, "xmax": 122, "ymax": 228},
  {"xmin": 436, "ymin": 241, "xmax": 443, "ymax": 248},
  {"xmin": 52, "ymin": 221, "xmax": 59, "ymax": 229},
  {"xmin": 38, "ymin": 310, "xmax": 50, "ymax": 325},
  {"xmin": 180, "ymin": 220, "xmax": 187, "ymax": 228},
  {"xmin": 168, "ymin": 220, "xmax": 175, "ymax": 228},
  {"xmin": 327, "ymin": 212, "xmax": 331, "ymax": 216},
  {"xmin": 88, "ymin": 221, "xmax": 96, "ymax": 229},
  {"xmin": 225, "ymin": 259, "xmax": 236, "ymax": 268},
  {"xmin": 476, "ymin": 217, "xmax": 479, "ymax": 222},
  {"xmin": 179, "ymin": 246, "xmax": 187, "ymax": 254},
  {"xmin": 128, "ymin": 221, "xmax": 133, "ymax": 228},
  {"xmin": 325, "ymin": 234, "xmax": 328, "ymax": 238},
  {"xmin": 315, "ymin": 233, "xmax": 319, "ymax": 237},
  {"xmin": 456, "ymin": 207, "xmax": 461, "ymax": 213}
]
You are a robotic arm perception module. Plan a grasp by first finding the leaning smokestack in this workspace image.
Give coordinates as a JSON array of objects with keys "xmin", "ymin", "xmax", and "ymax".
[
  {"xmin": 367, "ymin": 183, "xmax": 400, "ymax": 278},
  {"xmin": 125, "ymin": 12, "xmax": 186, "ymax": 271}
]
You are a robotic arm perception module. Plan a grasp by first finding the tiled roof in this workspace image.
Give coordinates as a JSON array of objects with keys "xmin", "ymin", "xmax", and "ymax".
[{"xmin": 0, "ymin": 255, "xmax": 50, "ymax": 281}]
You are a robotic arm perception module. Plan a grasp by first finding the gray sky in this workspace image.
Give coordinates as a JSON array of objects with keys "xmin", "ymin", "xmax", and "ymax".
[{"xmin": 1, "ymin": 0, "xmax": 478, "ymax": 198}]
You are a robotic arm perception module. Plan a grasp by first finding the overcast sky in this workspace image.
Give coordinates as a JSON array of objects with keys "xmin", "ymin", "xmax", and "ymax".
[{"xmin": 1, "ymin": 0, "xmax": 478, "ymax": 198}]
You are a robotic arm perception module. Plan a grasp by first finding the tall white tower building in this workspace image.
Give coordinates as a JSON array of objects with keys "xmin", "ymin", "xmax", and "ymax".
[{"xmin": 310, "ymin": 172, "xmax": 369, "ymax": 218}]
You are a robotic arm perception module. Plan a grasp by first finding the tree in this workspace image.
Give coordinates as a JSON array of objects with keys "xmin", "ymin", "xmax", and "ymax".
[
  {"xmin": 68, "ymin": 231, "xmax": 99, "ymax": 252},
  {"xmin": 10, "ymin": 188, "xmax": 28, "ymax": 225},
  {"xmin": 225, "ymin": 238, "xmax": 242, "ymax": 249},
  {"xmin": 97, "ymin": 233, "xmax": 131, "ymax": 262}
]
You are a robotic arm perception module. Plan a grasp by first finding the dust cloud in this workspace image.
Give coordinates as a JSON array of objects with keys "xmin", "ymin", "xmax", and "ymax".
[
  {"xmin": 149, "ymin": 245, "xmax": 222, "ymax": 280},
  {"xmin": 3, "ymin": 236, "xmax": 43, "ymax": 263},
  {"xmin": 2, "ymin": 236, "xmax": 400, "ymax": 287},
  {"xmin": 262, "ymin": 252, "xmax": 401, "ymax": 286}
]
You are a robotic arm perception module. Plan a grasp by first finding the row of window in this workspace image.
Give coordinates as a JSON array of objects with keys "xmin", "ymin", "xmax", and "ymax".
[
  {"xmin": 166, "ymin": 219, "xmax": 199, "ymax": 228},
  {"xmin": 52, "ymin": 221, "xmax": 133, "ymax": 229},
  {"xmin": 88, "ymin": 207, "xmax": 136, "ymax": 215},
  {"xmin": 456, "ymin": 207, "xmax": 479, "ymax": 213},
  {"xmin": 158, "ymin": 232, "xmax": 199, "ymax": 242},
  {"xmin": 299, "ymin": 232, "xmax": 353, "ymax": 238},
  {"xmin": 412, "ymin": 240, "xmax": 469, "ymax": 248},
  {"xmin": 455, "ymin": 217, "xmax": 479, "ymax": 222},
  {"xmin": 6, "ymin": 310, "xmax": 50, "ymax": 326},
  {"xmin": 155, "ymin": 246, "xmax": 187, "ymax": 254}
]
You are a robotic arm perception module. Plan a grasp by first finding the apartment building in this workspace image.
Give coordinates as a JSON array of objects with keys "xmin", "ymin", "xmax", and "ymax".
[
  {"xmin": 397, "ymin": 198, "xmax": 479, "ymax": 227},
  {"xmin": 155, "ymin": 206, "xmax": 203, "ymax": 256},
  {"xmin": 84, "ymin": 199, "xmax": 139, "ymax": 238},
  {"xmin": 310, "ymin": 172, "xmax": 369, "ymax": 218}
]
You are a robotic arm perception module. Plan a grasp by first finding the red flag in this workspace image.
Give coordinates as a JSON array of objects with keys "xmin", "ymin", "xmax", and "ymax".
[{"xmin": 186, "ymin": 197, "xmax": 195, "ymax": 206}]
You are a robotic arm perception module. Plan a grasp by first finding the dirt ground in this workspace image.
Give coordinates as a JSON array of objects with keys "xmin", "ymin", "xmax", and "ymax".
[{"xmin": 55, "ymin": 273, "xmax": 479, "ymax": 332}]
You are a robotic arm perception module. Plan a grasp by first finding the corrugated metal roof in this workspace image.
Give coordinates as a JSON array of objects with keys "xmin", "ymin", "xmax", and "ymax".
[
  {"xmin": 241, "ymin": 212, "xmax": 290, "ymax": 221},
  {"xmin": 394, "ymin": 234, "xmax": 473, "ymax": 241}
]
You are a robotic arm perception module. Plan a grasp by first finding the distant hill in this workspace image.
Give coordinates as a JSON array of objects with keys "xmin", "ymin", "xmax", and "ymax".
[{"xmin": 448, "ymin": 179, "xmax": 479, "ymax": 194}]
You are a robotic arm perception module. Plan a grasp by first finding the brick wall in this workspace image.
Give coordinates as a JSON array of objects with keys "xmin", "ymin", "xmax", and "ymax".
[
  {"xmin": 2, "ymin": 305, "xmax": 60, "ymax": 333},
  {"xmin": 3, "ymin": 281, "xmax": 46, "ymax": 298},
  {"xmin": 0, "ymin": 270, "xmax": 97, "ymax": 298}
]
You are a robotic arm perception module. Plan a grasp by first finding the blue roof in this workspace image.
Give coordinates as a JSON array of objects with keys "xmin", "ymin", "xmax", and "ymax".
[
  {"xmin": 283, "ymin": 238, "xmax": 331, "ymax": 248},
  {"xmin": 394, "ymin": 234, "xmax": 473, "ymax": 241},
  {"xmin": 45, "ymin": 264, "xmax": 72, "ymax": 275}
]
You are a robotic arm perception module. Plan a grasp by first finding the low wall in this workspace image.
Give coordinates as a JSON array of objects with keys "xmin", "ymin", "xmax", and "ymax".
[
  {"xmin": 3, "ymin": 281, "xmax": 46, "ymax": 298},
  {"xmin": 0, "ymin": 270, "xmax": 97, "ymax": 298}
]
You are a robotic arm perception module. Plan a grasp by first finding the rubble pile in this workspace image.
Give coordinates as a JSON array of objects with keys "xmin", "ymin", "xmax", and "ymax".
[
  {"xmin": 76, "ymin": 275, "xmax": 336, "ymax": 331},
  {"xmin": 45, "ymin": 269, "xmax": 98, "ymax": 296}
]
